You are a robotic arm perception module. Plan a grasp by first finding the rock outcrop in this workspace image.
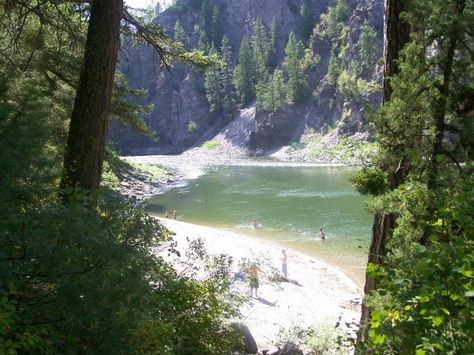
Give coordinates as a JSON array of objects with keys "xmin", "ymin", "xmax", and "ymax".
[{"xmin": 110, "ymin": 0, "xmax": 383, "ymax": 155}]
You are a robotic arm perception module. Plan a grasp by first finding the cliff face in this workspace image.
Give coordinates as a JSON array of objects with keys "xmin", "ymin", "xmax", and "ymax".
[{"xmin": 110, "ymin": 0, "xmax": 383, "ymax": 155}]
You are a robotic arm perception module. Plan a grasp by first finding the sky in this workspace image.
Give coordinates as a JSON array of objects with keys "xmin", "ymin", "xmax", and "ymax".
[{"xmin": 125, "ymin": 0, "xmax": 173, "ymax": 9}]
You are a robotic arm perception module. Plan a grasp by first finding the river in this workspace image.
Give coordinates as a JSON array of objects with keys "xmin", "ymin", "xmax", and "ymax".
[{"xmin": 145, "ymin": 164, "xmax": 372, "ymax": 287}]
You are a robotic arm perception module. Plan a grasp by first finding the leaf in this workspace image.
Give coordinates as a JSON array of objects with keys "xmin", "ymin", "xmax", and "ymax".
[
  {"xmin": 464, "ymin": 290, "xmax": 474, "ymax": 298},
  {"xmin": 432, "ymin": 316, "xmax": 443, "ymax": 327}
]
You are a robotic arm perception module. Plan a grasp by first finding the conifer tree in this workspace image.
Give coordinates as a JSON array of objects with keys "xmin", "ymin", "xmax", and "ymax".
[
  {"xmin": 211, "ymin": 6, "xmax": 224, "ymax": 47},
  {"xmin": 219, "ymin": 36, "xmax": 236, "ymax": 121},
  {"xmin": 252, "ymin": 17, "xmax": 270, "ymax": 82},
  {"xmin": 358, "ymin": 21, "xmax": 378, "ymax": 70},
  {"xmin": 284, "ymin": 32, "xmax": 307, "ymax": 104},
  {"xmin": 204, "ymin": 44, "xmax": 222, "ymax": 115},
  {"xmin": 197, "ymin": 29, "xmax": 209, "ymax": 53},
  {"xmin": 300, "ymin": 0, "xmax": 315, "ymax": 42},
  {"xmin": 234, "ymin": 36, "xmax": 255, "ymax": 106},
  {"xmin": 61, "ymin": 0, "xmax": 123, "ymax": 201},
  {"xmin": 256, "ymin": 68, "xmax": 286, "ymax": 112},
  {"xmin": 174, "ymin": 20, "xmax": 187, "ymax": 46},
  {"xmin": 201, "ymin": 0, "xmax": 213, "ymax": 39},
  {"xmin": 269, "ymin": 17, "xmax": 280, "ymax": 67}
]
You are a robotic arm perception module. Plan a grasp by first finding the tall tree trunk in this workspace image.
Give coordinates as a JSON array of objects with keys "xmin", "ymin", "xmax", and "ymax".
[
  {"xmin": 61, "ymin": 0, "xmax": 123, "ymax": 204},
  {"xmin": 356, "ymin": 0, "xmax": 410, "ymax": 347}
]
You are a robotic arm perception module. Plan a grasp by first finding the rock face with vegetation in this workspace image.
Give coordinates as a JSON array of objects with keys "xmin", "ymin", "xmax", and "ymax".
[{"xmin": 110, "ymin": 0, "xmax": 383, "ymax": 155}]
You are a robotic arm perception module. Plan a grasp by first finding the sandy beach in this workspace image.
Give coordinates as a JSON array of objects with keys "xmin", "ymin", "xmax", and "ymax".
[{"xmin": 157, "ymin": 218, "xmax": 363, "ymax": 350}]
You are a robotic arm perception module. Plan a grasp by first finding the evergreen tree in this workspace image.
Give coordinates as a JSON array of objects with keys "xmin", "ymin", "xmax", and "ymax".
[
  {"xmin": 197, "ymin": 29, "xmax": 209, "ymax": 52},
  {"xmin": 174, "ymin": 20, "xmax": 187, "ymax": 46},
  {"xmin": 61, "ymin": 0, "xmax": 123, "ymax": 201},
  {"xmin": 354, "ymin": 0, "xmax": 473, "ymax": 353},
  {"xmin": 300, "ymin": 0, "xmax": 315, "ymax": 42},
  {"xmin": 211, "ymin": 6, "xmax": 224, "ymax": 47},
  {"xmin": 358, "ymin": 21, "xmax": 378, "ymax": 70},
  {"xmin": 327, "ymin": 51, "xmax": 339, "ymax": 83},
  {"xmin": 204, "ymin": 37, "xmax": 235, "ymax": 121},
  {"xmin": 269, "ymin": 17, "xmax": 280, "ymax": 67},
  {"xmin": 201, "ymin": 0, "xmax": 213, "ymax": 39},
  {"xmin": 204, "ymin": 44, "xmax": 222, "ymax": 115},
  {"xmin": 252, "ymin": 17, "xmax": 270, "ymax": 82},
  {"xmin": 256, "ymin": 68, "xmax": 286, "ymax": 112},
  {"xmin": 284, "ymin": 32, "xmax": 307, "ymax": 104},
  {"xmin": 234, "ymin": 36, "xmax": 255, "ymax": 106},
  {"xmin": 219, "ymin": 36, "xmax": 236, "ymax": 121}
]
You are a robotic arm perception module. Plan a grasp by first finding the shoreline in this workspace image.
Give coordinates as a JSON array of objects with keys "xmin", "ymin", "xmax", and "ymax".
[{"xmin": 157, "ymin": 218, "xmax": 362, "ymax": 350}]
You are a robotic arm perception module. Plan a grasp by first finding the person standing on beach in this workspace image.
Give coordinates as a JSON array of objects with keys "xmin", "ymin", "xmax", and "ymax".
[
  {"xmin": 247, "ymin": 264, "xmax": 261, "ymax": 297},
  {"xmin": 281, "ymin": 250, "xmax": 288, "ymax": 279},
  {"xmin": 319, "ymin": 228, "xmax": 326, "ymax": 240}
]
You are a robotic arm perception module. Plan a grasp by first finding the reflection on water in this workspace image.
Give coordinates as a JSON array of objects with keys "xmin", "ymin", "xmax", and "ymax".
[{"xmin": 146, "ymin": 165, "xmax": 372, "ymax": 287}]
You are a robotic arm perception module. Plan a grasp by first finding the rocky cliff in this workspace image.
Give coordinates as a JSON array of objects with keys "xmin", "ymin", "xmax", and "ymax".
[{"xmin": 109, "ymin": 0, "xmax": 383, "ymax": 155}]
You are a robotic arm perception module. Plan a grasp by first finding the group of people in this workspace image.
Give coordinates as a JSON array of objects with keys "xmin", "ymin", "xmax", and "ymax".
[
  {"xmin": 242, "ymin": 249, "xmax": 292, "ymax": 298},
  {"xmin": 164, "ymin": 210, "xmax": 178, "ymax": 220}
]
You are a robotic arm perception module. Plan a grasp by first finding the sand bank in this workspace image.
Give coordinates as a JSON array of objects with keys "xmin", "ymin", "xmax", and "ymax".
[{"xmin": 157, "ymin": 218, "xmax": 362, "ymax": 350}]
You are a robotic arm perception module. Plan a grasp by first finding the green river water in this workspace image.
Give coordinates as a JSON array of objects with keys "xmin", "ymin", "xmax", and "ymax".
[{"xmin": 146, "ymin": 165, "xmax": 372, "ymax": 287}]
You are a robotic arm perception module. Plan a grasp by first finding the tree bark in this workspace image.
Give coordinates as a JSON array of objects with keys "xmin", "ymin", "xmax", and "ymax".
[
  {"xmin": 356, "ymin": 0, "xmax": 410, "ymax": 347},
  {"xmin": 382, "ymin": 0, "xmax": 410, "ymax": 102},
  {"xmin": 61, "ymin": 0, "xmax": 123, "ymax": 203}
]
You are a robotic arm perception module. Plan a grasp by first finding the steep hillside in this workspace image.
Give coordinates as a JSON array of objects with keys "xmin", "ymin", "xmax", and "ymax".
[{"xmin": 109, "ymin": 0, "xmax": 383, "ymax": 155}]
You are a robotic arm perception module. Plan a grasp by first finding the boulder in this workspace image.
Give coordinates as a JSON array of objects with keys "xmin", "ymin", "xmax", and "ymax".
[{"xmin": 228, "ymin": 322, "xmax": 258, "ymax": 354}]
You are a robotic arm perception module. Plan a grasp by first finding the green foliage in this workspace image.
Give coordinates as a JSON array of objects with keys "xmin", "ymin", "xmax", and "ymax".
[
  {"xmin": 187, "ymin": 120, "xmax": 199, "ymax": 133},
  {"xmin": 358, "ymin": 0, "xmax": 474, "ymax": 353},
  {"xmin": 204, "ymin": 37, "xmax": 236, "ymax": 120},
  {"xmin": 201, "ymin": 140, "xmax": 221, "ymax": 149},
  {"xmin": 174, "ymin": 20, "xmax": 187, "ymax": 46},
  {"xmin": 358, "ymin": 21, "xmax": 378, "ymax": 69},
  {"xmin": 234, "ymin": 36, "xmax": 255, "ymax": 106},
  {"xmin": 211, "ymin": 5, "xmax": 224, "ymax": 48},
  {"xmin": 350, "ymin": 167, "xmax": 388, "ymax": 196},
  {"xmin": 299, "ymin": 0, "xmax": 315, "ymax": 42},
  {"xmin": 284, "ymin": 32, "xmax": 308, "ymax": 104},
  {"xmin": 317, "ymin": 0, "xmax": 351, "ymax": 40},
  {"xmin": 327, "ymin": 51, "xmax": 339, "ymax": 83},
  {"xmin": 269, "ymin": 17, "xmax": 280, "ymax": 67},
  {"xmin": 256, "ymin": 69, "xmax": 286, "ymax": 112},
  {"xmin": 336, "ymin": 69, "xmax": 379, "ymax": 102},
  {"xmin": 252, "ymin": 17, "xmax": 270, "ymax": 82},
  {"xmin": 0, "ymin": 2, "xmax": 242, "ymax": 353}
]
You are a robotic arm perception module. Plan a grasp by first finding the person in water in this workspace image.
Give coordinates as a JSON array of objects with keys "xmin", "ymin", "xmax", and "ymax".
[
  {"xmin": 173, "ymin": 210, "xmax": 177, "ymax": 220},
  {"xmin": 281, "ymin": 249, "xmax": 288, "ymax": 279},
  {"xmin": 164, "ymin": 210, "xmax": 169, "ymax": 218},
  {"xmin": 319, "ymin": 228, "xmax": 326, "ymax": 240},
  {"xmin": 252, "ymin": 220, "xmax": 259, "ymax": 229}
]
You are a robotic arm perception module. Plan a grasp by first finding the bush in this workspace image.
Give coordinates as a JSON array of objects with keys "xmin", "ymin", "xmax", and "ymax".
[
  {"xmin": 187, "ymin": 120, "xmax": 199, "ymax": 133},
  {"xmin": 201, "ymin": 140, "xmax": 221, "ymax": 149},
  {"xmin": 350, "ymin": 166, "xmax": 388, "ymax": 195}
]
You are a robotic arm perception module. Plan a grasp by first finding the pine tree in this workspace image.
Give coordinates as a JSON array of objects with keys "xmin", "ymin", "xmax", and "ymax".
[
  {"xmin": 197, "ymin": 29, "xmax": 209, "ymax": 52},
  {"xmin": 256, "ymin": 68, "xmax": 286, "ymax": 112},
  {"xmin": 234, "ymin": 36, "xmax": 255, "ymax": 106},
  {"xmin": 284, "ymin": 32, "xmax": 307, "ymax": 104},
  {"xmin": 61, "ymin": 0, "xmax": 123, "ymax": 203},
  {"xmin": 201, "ymin": 0, "xmax": 213, "ymax": 39},
  {"xmin": 269, "ymin": 17, "xmax": 280, "ymax": 67},
  {"xmin": 211, "ymin": 6, "xmax": 224, "ymax": 48},
  {"xmin": 252, "ymin": 17, "xmax": 270, "ymax": 82},
  {"xmin": 174, "ymin": 20, "xmax": 187, "ymax": 47},
  {"xmin": 219, "ymin": 36, "xmax": 235, "ymax": 121},
  {"xmin": 300, "ymin": 0, "xmax": 315, "ymax": 42},
  {"xmin": 358, "ymin": 21, "xmax": 378, "ymax": 70},
  {"xmin": 204, "ymin": 44, "xmax": 222, "ymax": 116}
]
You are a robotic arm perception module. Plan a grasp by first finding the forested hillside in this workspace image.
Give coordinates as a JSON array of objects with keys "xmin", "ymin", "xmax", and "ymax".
[{"xmin": 110, "ymin": 0, "xmax": 383, "ymax": 154}]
